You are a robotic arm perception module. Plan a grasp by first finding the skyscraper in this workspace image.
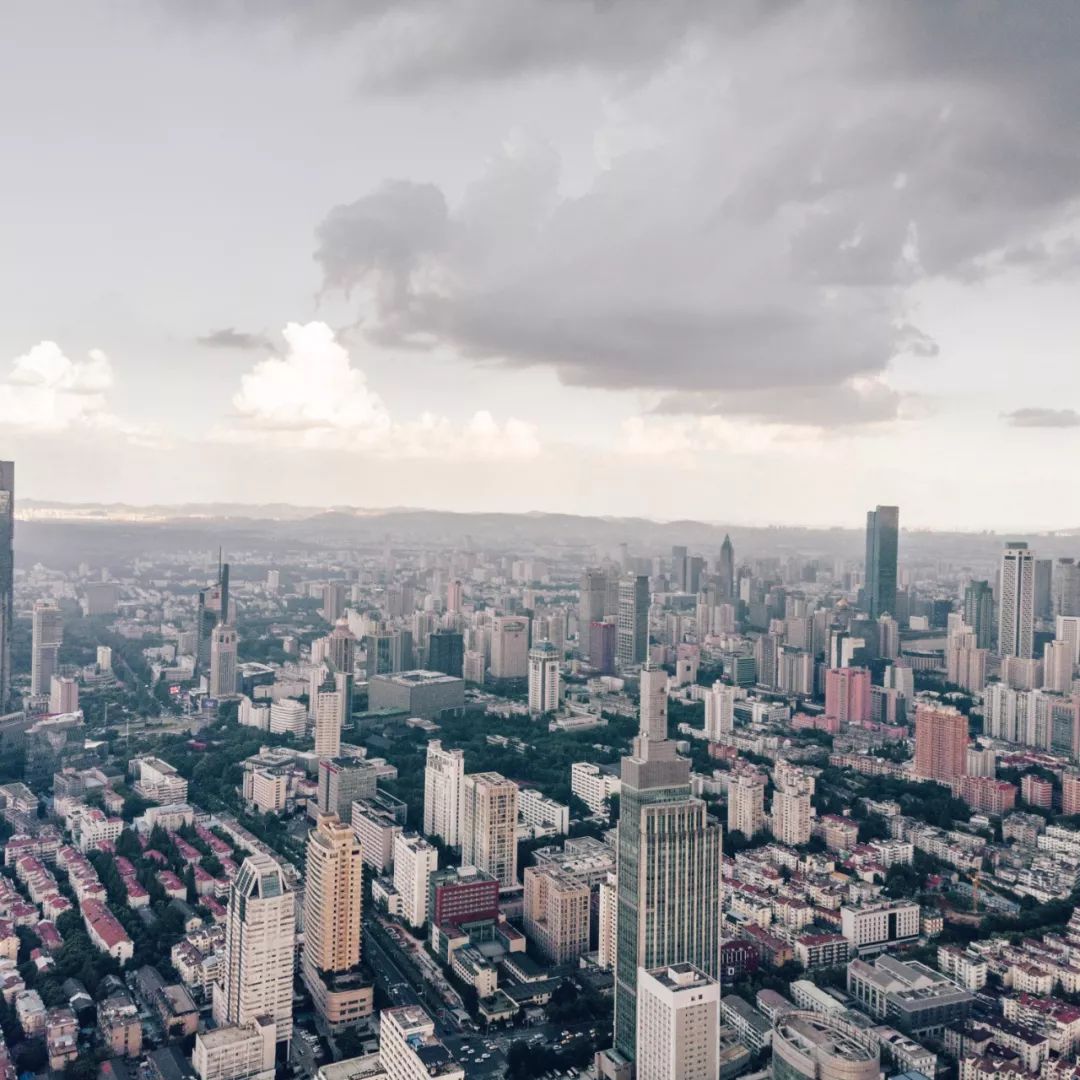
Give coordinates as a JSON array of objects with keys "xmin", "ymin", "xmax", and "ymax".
[
  {"xmin": 209, "ymin": 623, "xmax": 239, "ymax": 699},
  {"xmin": 636, "ymin": 964, "xmax": 720, "ymax": 1080},
  {"xmin": 864, "ymin": 505, "xmax": 899, "ymax": 618},
  {"xmin": 461, "ymin": 772, "xmax": 519, "ymax": 889},
  {"xmin": 1055, "ymin": 559, "xmax": 1080, "ymax": 618},
  {"xmin": 613, "ymin": 671, "xmax": 723, "ymax": 1058},
  {"xmin": 579, "ymin": 569, "xmax": 608, "ymax": 662},
  {"xmin": 490, "ymin": 616, "xmax": 529, "ymax": 679},
  {"xmin": 30, "ymin": 600, "xmax": 63, "ymax": 698},
  {"xmin": 617, "ymin": 574, "xmax": 650, "ymax": 669},
  {"xmin": 999, "ymin": 542, "xmax": 1035, "ymax": 659},
  {"xmin": 0, "ymin": 463, "xmax": 12, "ymax": 710},
  {"xmin": 426, "ymin": 630, "xmax": 464, "ymax": 678},
  {"xmin": 301, "ymin": 816, "xmax": 372, "ymax": 1030},
  {"xmin": 527, "ymin": 641, "xmax": 560, "ymax": 715},
  {"xmin": 313, "ymin": 670, "xmax": 350, "ymax": 760},
  {"xmin": 214, "ymin": 853, "xmax": 295, "ymax": 1045},
  {"xmin": 914, "ymin": 703, "xmax": 969, "ymax": 783},
  {"xmin": 703, "ymin": 680, "xmax": 735, "ymax": 740},
  {"xmin": 963, "ymin": 580, "xmax": 995, "ymax": 650},
  {"xmin": 718, "ymin": 534, "xmax": 735, "ymax": 601},
  {"xmin": 424, "ymin": 741, "xmax": 465, "ymax": 848},
  {"xmin": 327, "ymin": 618, "xmax": 357, "ymax": 674}
]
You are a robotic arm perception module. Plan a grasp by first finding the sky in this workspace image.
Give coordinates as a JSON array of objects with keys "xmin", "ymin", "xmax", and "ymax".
[{"xmin": 3, "ymin": 1, "xmax": 1080, "ymax": 530}]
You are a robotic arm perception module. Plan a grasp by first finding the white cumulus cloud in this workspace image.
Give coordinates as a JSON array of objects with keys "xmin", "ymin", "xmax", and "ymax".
[
  {"xmin": 226, "ymin": 322, "xmax": 541, "ymax": 461},
  {"xmin": 0, "ymin": 341, "xmax": 115, "ymax": 431}
]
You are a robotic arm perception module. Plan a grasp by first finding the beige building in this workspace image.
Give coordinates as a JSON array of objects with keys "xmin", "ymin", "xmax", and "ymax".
[
  {"xmin": 193, "ymin": 1016, "xmax": 276, "ymax": 1080},
  {"xmin": 302, "ymin": 816, "xmax": 373, "ymax": 1030},
  {"xmin": 523, "ymin": 865, "xmax": 590, "ymax": 964},
  {"xmin": 213, "ymin": 853, "xmax": 295, "ymax": 1045},
  {"xmin": 461, "ymin": 772, "xmax": 518, "ymax": 888},
  {"xmin": 380, "ymin": 1006, "xmax": 464, "ymax": 1080},
  {"xmin": 727, "ymin": 772, "xmax": 766, "ymax": 839},
  {"xmin": 352, "ymin": 801, "xmax": 402, "ymax": 873},
  {"xmin": 393, "ymin": 832, "xmax": 439, "ymax": 929},
  {"xmin": 636, "ymin": 964, "xmax": 720, "ymax": 1080},
  {"xmin": 598, "ymin": 871, "xmax": 617, "ymax": 971},
  {"xmin": 771, "ymin": 790, "xmax": 812, "ymax": 847},
  {"xmin": 423, "ymin": 742, "xmax": 464, "ymax": 848},
  {"xmin": 490, "ymin": 617, "xmax": 529, "ymax": 679}
]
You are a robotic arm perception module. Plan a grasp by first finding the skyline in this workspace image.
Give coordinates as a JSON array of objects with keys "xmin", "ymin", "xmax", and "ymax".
[{"xmin": 3, "ymin": 4, "xmax": 1080, "ymax": 528}]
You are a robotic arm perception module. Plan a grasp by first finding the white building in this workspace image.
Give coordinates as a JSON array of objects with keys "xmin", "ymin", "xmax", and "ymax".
[
  {"xmin": 393, "ymin": 833, "xmax": 439, "ymax": 929},
  {"xmin": 640, "ymin": 665, "xmax": 669, "ymax": 742},
  {"xmin": 49, "ymin": 675, "xmax": 78, "ymax": 716},
  {"xmin": 269, "ymin": 699, "xmax": 307, "ymax": 737},
  {"xmin": 841, "ymin": 901, "xmax": 920, "ymax": 956},
  {"xmin": 131, "ymin": 756, "xmax": 189, "ymax": 804},
  {"xmin": 771, "ymin": 790, "xmax": 811, "ymax": 847},
  {"xmin": 461, "ymin": 772, "xmax": 518, "ymax": 888},
  {"xmin": 193, "ymin": 1016, "xmax": 276, "ymax": 1080},
  {"xmin": 423, "ymin": 741, "xmax": 464, "ymax": 848},
  {"xmin": 1000, "ymin": 543, "xmax": 1035, "ymax": 659},
  {"xmin": 570, "ymin": 762, "xmax": 620, "ymax": 816},
  {"xmin": 527, "ymin": 642, "xmax": 561, "ymax": 714},
  {"xmin": 379, "ymin": 1006, "xmax": 463, "ymax": 1080},
  {"xmin": 313, "ymin": 672, "xmax": 349, "ymax": 760},
  {"xmin": 703, "ymin": 681, "xmax": 735, "ymax": 741},
  {"xmin": 728, "ymin": 772, "xmax": 766, "ymax": 839},
  {"xmin": 636, "ymin": 964, "xmax": 719, "ymax": 1080},
  {"xmin": 598, "ymin": 871, "xmax": 617, "ymax": 971},
  {"xmin": 517, "ymin": 787, "xmax": 570, "ymax": 834}
]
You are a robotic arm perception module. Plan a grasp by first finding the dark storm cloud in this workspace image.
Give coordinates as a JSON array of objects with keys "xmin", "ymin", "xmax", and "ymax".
[
  {"xmin": 197, "ymin": 328, "xmax": 276, "ymax": 352},
  {"xmin": 1004, "ymin": 408, "xmax": 1080, "ymax": 429}
]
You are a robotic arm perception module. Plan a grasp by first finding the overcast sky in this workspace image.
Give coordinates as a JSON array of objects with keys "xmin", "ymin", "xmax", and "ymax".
[{"xmin": 3, "ymin": 1, "xmax": 1080, "ymax": 530}]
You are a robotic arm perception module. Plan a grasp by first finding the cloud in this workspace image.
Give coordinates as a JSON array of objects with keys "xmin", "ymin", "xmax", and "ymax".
[
  {"xmin": 224, "ymin": 321, "xmax": 540, "ymax": 460},
  {"xmin": 197, "ymin": 328, "xmax": 277, "ymax": 352},
  {"xmin": 0, "ymin": 342, "xmax": 115, "ymax": 432},
  {"xmin": 1003, "ymin": 408, "xmax": 1080, "ymax": 429}
]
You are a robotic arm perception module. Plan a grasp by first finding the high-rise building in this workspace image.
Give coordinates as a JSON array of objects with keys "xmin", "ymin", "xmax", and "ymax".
[
  {"xmin": 636, "ymin": 964, "xmax": 720, "ymax": 1080},
  {"xmin": 301, "ymin": 816, "xmax": 371, "ymax": 1030},
  {"xmin": 269, "ymin": 698, "xmax": 306, "ymax": 737},
  {"xmin": 461, "ymin": 772, "xmax": 518, "ymax": 889},
  {"xmin": 380, "ymin": 1006, "xmax": 463, "ymax": 1080},
  {"xmin": 1063, "ymin": 771, "xmax": 1080, "ymax": 815},
  {"xmin": 214, "ymin": 853, "xmax": 295, "ymax": 1045},
  {"xmin": 727, "ymin": 771, "xmax": 766, "ymax": 839},
  {"xmin": 1035, "ymin": 559, "xmax": 1054, "ymax": 621},
  {"xmin": 446, "ymin": 579, "xmax": 464, "ymax": 614},
  {"xmin": 589, "ymin": 620, "xmax": 617, "ymax": 675},
  {"xmin": 423, "ymin": 741, "xmax": 464, "ymax": 848},
  {"xmin": 393, "ymin": 832, "xmax": 439, "ymax": 929},
  {"xmin": 864, "ymin": 506, "xmax": 899, "ymax": 619},
  {"xmin": 0, "ymin": 462, "xmax": 12, "ymax": 710},
  {"xmin": 613, "ymin": 676, "xmax": 723, "ymax": 1058},
  {"xmin": 490, "ymin": 616, "xmax": 529, "ymax": 680},
  {"xmin": 317, "ymin": 758, "xmax": 378, "ymax": 818},
  {"xmin": 321, "ymin": 583, "xmax": 345, "ymax": 624},
  {"xmin": 209, "ymin": 623, "xmax": 239, "ymax": 699},
  {"xmin": 824, "ymin": 667, "xmax": 871, "ymax": 724},
  {"xmin": 266, "ymin": 569, "xmax": 280, "ymax": 594},
  {"xmin": 49, "ymin": 675, "xmax": 78, "ymax": 715},
  {"xmin": 718, "ymin": 535, "xmax": 735, "ymax": 602},
  {"xmin": 523, "ymin": 865, "xmax": 590, "ymax": 964},
  {"xmin": 598, "ymin": 871, "xmax": 617, "ymax": 971},
  {"xmin": 527, "ymin": 641, "xmax": 561, "ymax": 715},
  {"xmin": 963, "ymin": 580, "xmax": 995, "ymax": 650},
  {"xmin": 580, "ymin": 569, "xmax": 608, "ymax": 662},
  {"xmin": 427, "ymin": 630, "xmax": 464, "ymax": 678},
  {"xmin": 1044, "ymin": 641, "xmax": 1074, "ymax": 693},
  {"xmin": 914, "ymin": 703, "xmax": 969, "ymax": 783},
  {"xmin": 639, "ymin": 664, "xmax": 669, "ymax": 741},
  {"xmin": 770, "ymin": 789, "xmax": 812, "ymax": 847},
  {"xmin": 1000, "ymin": 543, "xmax": 1036, "ymax": 659},
  {"xmin": 617, "ymin": 574, "xmax": 650, "ymax": 669},
  {"xmin": 1057, "ymin": 616, "xmax": 1080, "ymax": 666},
  {"xmin": 327, "ymin": 619, "xmax": 356, "ymax": 674},
  {"xmin": 1055, "ymin": 560, "xmax": 1080, "ymax": 618},
  {"xmin": 703, "ymin": 681, "xmax": 735, "ymax": 741},
  {"xmin": 30, "ymin": 600, "xmax": 63, "ymax": 698},
  {"xmin": 312, "ymin": 670, "xmax": 350, "ymax": 760}
]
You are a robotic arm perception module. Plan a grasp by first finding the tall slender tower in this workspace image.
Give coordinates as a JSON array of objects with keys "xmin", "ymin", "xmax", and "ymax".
[
  {"xmin": 617, "ymin": 574, "xmax": 650, "ymax": 668},
  {"xmin": 864, "ymin": 506, "xmax": 899, "ymax": 618},
  {"xmin": 999, "ymin": 542, "xmax": 1035, "ymax": 659},
  {"xmin": 613, "ymin": 667, "xmax": 723, "ymax": 1059},
  {"xmin": 30, "ymin": 600, "xmax": 63, "ymax": 698},
  {"xmin": 302, "ymin": 816, "xmax": 371, "ymax": 1028},
  {"xmin": 963, "ymin": 580, "xmax": 995, "ymax": 651},
  {"xmin": 0, "ymin": 463, "xmax": 12, "ymax": 711},
  {"xmin": 214, "ymin": 852, "xmax": 295, "ymax": 1045},
  {"xmin": 718, "ymin": 534, "xmax": 735, "ymax": 602}
]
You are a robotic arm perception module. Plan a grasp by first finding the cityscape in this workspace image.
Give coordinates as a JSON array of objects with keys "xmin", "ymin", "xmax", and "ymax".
[{"xmin": 0, "ymin": 467, "xmax": 1077, "ymax": 1080}]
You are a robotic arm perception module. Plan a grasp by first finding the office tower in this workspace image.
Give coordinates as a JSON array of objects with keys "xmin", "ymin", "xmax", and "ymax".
[
  {"xmin": 589, "ymin": 621, "xmax": 616, "ymax": 675},
  {"xmin": 864, "ymin": 505, "xmax": 899, "ymax": 618},
  {"xmin": 671, "ymin": 546, "xmax": 688, "ymax": 592},
  {"xmin": 209, "ymin": 623, "xmax": 239, "ymax": 699},
  {"xmin": 772, "ymin": 1012, "xmax": 879, "ymax": 1080},
  {"xmin": 580, "ymin": 569, "xmax": 608, "ymax": 662},
  {"xmin": 327, "ymin": 618, "xmax": 356, "ymax": 674},
  {"xmin": 423, "ymin": 741, "xmax": 464, "ymax": 848},
  {"xmin": 363, "ymin": 628, "xmax": 414, "ymax": 678},
  {"xmin": 527, "ymin": 641, "xmax": 560, "ymax": 715},
  {"xmin": 30, "ymin": 600, "xmax": 63, "ymax": 697},
  {"xmin": 317, "ymin": 758, "xmax": 378, "ymax": 818},
  {"xmin": 321, "ymin": 583, "xmax": 345, "ymax": 624},
  {"xmin": 718, "ymin": 534, "xmax": 735, "ymax": 601},
  {"xmin": 461, "ymin": 772, "xmax": 518, "ymax": 888},
  {"xmin": 1055, "ymin": 560, "xmax": 1080, "ymax": 618},
  {"xmin": 1000, "ymin": 543, "xmax": 1035, "ymax": 659},
  {"xmin": 489, "ymin": 616, "xmax": 529, "ymax": 679},
  {"xmin": 1057, "ymin": 616, "xmax": 1080, "ymax": 666},
  {"xmin": 523, "ymin": 864, "xmax": 591, "ymax": 965},
  {"xmin": 962, "ymin": 580, "xmax": 995, "ymax": 650},
  {"xmin": 754, "ymin": 632, "xmax": 781, "ymax": 689},
  {"xmin": 824, "ymin": 667, "xmax": 872, "ymax": 724},
  {"xmin": 0, "ymin": 463, "xmax": 11, "ymax": 710},
  {"xmin": 636, "ymin": 964, "xmax": 720, "ymax": 1080},
  {"xmin": 195, "ymin": 563, "xmax": 236, "ymax": 678},
  {"xmin": 313, "ymin": 670, "xmax": 350, "ymax": 760},
  {"xmin": 49, "ymin": 675, "xmax": 78, "ymax": 715},
  {"xmin": 877, "ymin": 614, "xmax": 899, "ymax": 660},
  {"xmin": 426, "ymin": 630, "xmax": 464, "ymax": 678},
  {"xmin": 640, "ymin": 664, "xmax": 668, "ymax": 741},
  {"xmin": 914, "ymin": 703, "xmax": 969, "ymax": 782},
  {"xmin": 214, "ymin": 853, "xmax": 295, "ymax": 1044},
  {"xmin": 393, "ymin": 832, "xmax": 438, "ymax": 929},
  {"xmin": 727, "ymin": 771, "xmax": 766, "ymax": 838},
  {"xmin": 617, "ymin": 574, "xmax": 650, "ymax": 668},
  {"xmin": 380, "ymin": 1006, "xmax": 463, "ymax": 1080},
  {"xmin": 301, "ymin": 816, "xmax": 371, "ymax": 1029},
  {"xmin": 613, "ymin": 680, "xmax": 723, "ymax": 1059},
  {"xmin": 948, "ymin": 639, "xmax": 988, "ymax": 694},
  {"xmin": 1044, "ymin": 640, "xmax": 1074, "ymax": 693},
  {"xmin": 703, "ymin": 681, "xmax": 735, "ymax": 740},
  {"xmin": 1035, "ymin": 558, "xmax": 1054, "ymax": 621}
]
